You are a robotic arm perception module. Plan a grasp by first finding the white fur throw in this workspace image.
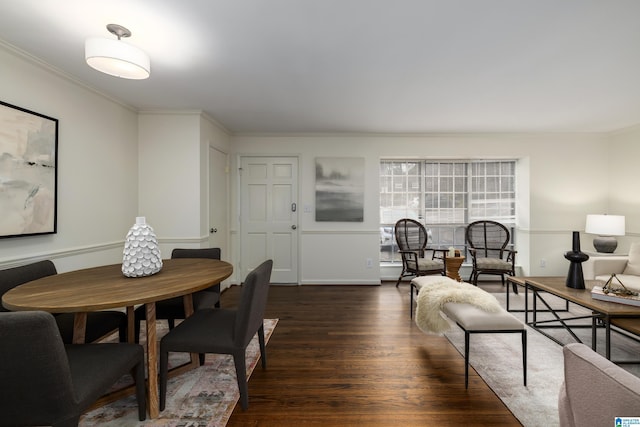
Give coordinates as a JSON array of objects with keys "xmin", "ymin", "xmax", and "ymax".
[{"xmin": 415, "ymin": 279, "xmax": 502, "ymax": 334}]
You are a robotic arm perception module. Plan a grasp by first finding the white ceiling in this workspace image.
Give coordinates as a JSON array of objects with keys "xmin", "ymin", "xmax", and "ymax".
[{"xmin": 1, "ymin": 0, "xmax": 640, "ymax": 134}]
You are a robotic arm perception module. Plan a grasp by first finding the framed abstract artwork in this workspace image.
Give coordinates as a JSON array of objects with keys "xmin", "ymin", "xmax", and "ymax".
[
  {"xmin": 0, "ymin": 101, "xmax": 58, "ymax": 238},
  {"xmin": 315, "ymin": 157, "xmax": 364, "ymax": 222}
]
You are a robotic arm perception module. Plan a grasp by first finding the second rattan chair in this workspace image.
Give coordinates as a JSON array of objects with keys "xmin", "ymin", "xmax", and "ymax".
[{"xmin": 465, "ymin": 220, "xmax": 517, "ymax": 292}]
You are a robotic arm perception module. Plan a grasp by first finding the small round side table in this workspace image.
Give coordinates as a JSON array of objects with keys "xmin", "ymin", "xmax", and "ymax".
[{"xmin": 446, "ymin": 256, "xmax": 465, "ymax": 282}]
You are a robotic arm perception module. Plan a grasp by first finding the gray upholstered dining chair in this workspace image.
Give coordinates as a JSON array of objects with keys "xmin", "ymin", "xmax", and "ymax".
[
  {"xmin": 134, "ymin": 247, "xmax": 222, "ymax": 345},
  {"xmin": 0, "ymin": 311, "xmax": 146, "ymax": 427},
  {"xmin": 0, "ymin": 260, "xmax": 127, "ymax": 343},
  {"xmin": 159, "ymin": 259, "xmax": 273, "ymax": 412},
  {"xmin": 465, "ymin": 220, "xmax": 517, "ymax": 292}
]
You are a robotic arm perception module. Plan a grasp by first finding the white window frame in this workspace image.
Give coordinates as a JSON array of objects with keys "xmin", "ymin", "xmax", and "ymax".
[{"xmin": 380, "ymin": 159, "xmax": 516, "ymax": 264}]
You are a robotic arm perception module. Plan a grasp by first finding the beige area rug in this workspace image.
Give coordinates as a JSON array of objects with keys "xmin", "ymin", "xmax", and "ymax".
[
  {"xmin": 80, "ymin": 318, "xmax": 278, "ymax": 427},
  {"xmin": 443, "ymin": 290, "xmax": 640, "ymax": 427}
]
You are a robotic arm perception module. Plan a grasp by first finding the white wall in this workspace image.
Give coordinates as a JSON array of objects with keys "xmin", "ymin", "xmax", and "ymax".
[
  {"xmin": 0, "ymin": 43, "xmax": 139, "ymax": 271},
  {"xmin": 138, "ymin": 112, "xmax": 201, "ymax": 243},
  {"xmin": 2, "ymin": 40, "xmax": 636, "ymax": 285},
  {"xmin": 608, "ymin": 124, "xmax": 640, "ymax": 253},
  {"xmin": 231, "ymin": 133, "xmax": 610, "ymax": 283},
  {"xmin": 0, "ymin": 42, "xmax": 232, "ymax": 276},
  {"xmin": 137, "ymin": 111, "xmax": 231, "ymax": 261}
]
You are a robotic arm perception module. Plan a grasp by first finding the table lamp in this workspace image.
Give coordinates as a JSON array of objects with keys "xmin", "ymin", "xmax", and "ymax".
[{"xmin": 585, "ymin": 214, "xmax": 625, "ymax": 253}]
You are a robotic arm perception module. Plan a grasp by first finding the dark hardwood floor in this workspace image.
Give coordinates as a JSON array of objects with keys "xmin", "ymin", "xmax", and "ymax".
[{"xmin": 223, "ymin": 281, "xmax": 521, "ymax": 426}]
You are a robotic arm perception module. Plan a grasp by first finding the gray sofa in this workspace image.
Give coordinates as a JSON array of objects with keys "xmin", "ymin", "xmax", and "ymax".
[{"xmin": 559, "ymin": 343, "xmax": 640, "ymax": 427}]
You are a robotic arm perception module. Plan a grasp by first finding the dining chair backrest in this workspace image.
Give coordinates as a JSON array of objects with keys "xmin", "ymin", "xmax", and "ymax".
[
  {"xmin": 0, "ymin": 311, "xmax": 76, "ymax": 425},
  {"xmin": 0, "ymin": 260, "xmax": 57, "ymax": 312},
  {"xmin": 171, "ymin": 247, "xmax": 221, "ymax": 260},
  {"xmin": 235, "ymin": 259, "xmax": 273, "ymax": 348},
  {"xmin": 134, "ymin": 247, "xmax": 223, "ymax": 345},
  {"xmin": 170, "ymin": 247, "xmax": 222, "ymax": 302}
]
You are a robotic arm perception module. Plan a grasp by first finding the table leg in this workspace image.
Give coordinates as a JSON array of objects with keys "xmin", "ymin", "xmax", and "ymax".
[
  {"xmin": 532, "ymin": 289, "xmax": 538, "ymax": 324},
  {"xmin": 592, "ymin": 315, "xmax": 597, "ymax": 352},
  {"xmin": 445, "ymin": 258, "xmax": 463, "ymax": 282},
  {"xmin": 183, "ymin": 293, "xmax": 194, "ymax": 317},
  {"xmin": 525, "ymin": 283, "xmax": 529, "ymax": 324},
  {"xmin": 145, "ymin": 302, "xmax": 159, "ymax": 418},
  {"xmin": 605, "ymin": 315, "xmax": 611, "ymax": 360},
  {"xmin": 72, "ymin": 312, "xmax": 88, "ymax": 344}
]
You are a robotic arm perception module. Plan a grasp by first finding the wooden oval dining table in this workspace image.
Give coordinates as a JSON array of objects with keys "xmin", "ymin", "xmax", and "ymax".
[{"xmin": 2, "ymin": 257, "xmax": 233, "ymax": 419}]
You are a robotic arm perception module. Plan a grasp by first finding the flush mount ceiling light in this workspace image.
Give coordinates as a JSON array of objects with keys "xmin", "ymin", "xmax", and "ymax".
[{"xmin": 85, "ymin": 24, "xmax": 150, "ymax": 80}]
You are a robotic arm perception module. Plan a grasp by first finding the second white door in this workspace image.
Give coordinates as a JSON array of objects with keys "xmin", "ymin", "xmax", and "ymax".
[{"xmin": 208, "ymin": 147, "xmax": 228, "ymax": 254}]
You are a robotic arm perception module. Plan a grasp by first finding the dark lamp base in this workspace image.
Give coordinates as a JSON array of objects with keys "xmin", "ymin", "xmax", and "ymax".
[
  {"xmin": 565, "ymin": 231, "xmax": 589, "ymax": 289},
  {"xmin": 593, "ymin": 236, "xmax": 618, "ymax": 254}
]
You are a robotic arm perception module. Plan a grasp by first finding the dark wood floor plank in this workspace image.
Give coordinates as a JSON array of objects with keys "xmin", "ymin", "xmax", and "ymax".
[{"xmin": 225, "ymin": 282, "xmax": 521, "ymax": 426}]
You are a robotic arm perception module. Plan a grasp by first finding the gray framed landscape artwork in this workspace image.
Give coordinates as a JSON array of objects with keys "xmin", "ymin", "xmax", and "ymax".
[
  {"xmin": 0, "ymin": 101, "xmax": 58, "ymax": 238},
  {"xmin": 315, "ymin": 157, "xmax": 364, "ymax": 222}
]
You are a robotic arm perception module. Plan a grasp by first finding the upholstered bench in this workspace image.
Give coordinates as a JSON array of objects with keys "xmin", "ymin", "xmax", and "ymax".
[
  {"xmin": 442, "ymin": 302, "xmax": 526, "ymax": 388},
  {"xmin": 412, "ymin": 275, "xmax": 527, "ymax": 389}
]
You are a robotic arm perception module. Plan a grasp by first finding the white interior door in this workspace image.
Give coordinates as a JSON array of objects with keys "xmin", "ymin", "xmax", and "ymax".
[
  {"xmin": 209, "ymin": 147, "xmax": 228, "ymax": 254},
  {"xmin": 240, "ymin": 156, "xmax": 298, "ymax": 283}
]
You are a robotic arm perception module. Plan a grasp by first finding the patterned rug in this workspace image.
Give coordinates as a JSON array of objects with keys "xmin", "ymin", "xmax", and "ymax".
[{"xmin": 80, "ymin": 318, "xmax": 278, "ymax": 427}]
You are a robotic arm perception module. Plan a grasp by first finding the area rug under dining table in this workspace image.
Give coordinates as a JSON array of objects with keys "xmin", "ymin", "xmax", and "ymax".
[
  {"xmin": 80, "ymin": 318, "xmax": 278, "ymax": 427},
  {"xmin": 443, "ymin": 291, "xmax": 640, "ymax": 427}
]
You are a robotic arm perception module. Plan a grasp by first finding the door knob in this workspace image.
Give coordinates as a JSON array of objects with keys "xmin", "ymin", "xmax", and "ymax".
[
  {"xmin": 291, "ymin": 225, "xmax": 297, "ymax": 230},
  {"xmin": 210, "ymin": 228, "xmax": 217, "ymax": 233}
]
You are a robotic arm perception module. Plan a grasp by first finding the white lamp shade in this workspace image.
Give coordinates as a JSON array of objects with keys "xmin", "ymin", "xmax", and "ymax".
[
  {"xmin": 585, "ymin": 214, "xmax": 625, "ymax": 236},
  {"xmin": 85, "ymin": 38, "xmax": 150, "ymax": 80}
]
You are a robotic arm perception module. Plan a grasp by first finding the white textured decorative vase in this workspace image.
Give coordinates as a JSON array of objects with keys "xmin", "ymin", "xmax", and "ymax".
[{"xmin": 122, "ymin": 216, "xmax": 163, "ymax": 277}]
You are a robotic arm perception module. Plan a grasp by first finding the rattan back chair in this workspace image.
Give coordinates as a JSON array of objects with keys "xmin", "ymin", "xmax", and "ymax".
[{"xmin": 465, "ymin": 220, "xmax": 517, "ymax": 291}]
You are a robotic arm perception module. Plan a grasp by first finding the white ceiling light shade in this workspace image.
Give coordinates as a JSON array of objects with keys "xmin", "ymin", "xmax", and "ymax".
[{"xmin": 85, "ymin": 24, "xmax": 150, "ymax": 80}]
